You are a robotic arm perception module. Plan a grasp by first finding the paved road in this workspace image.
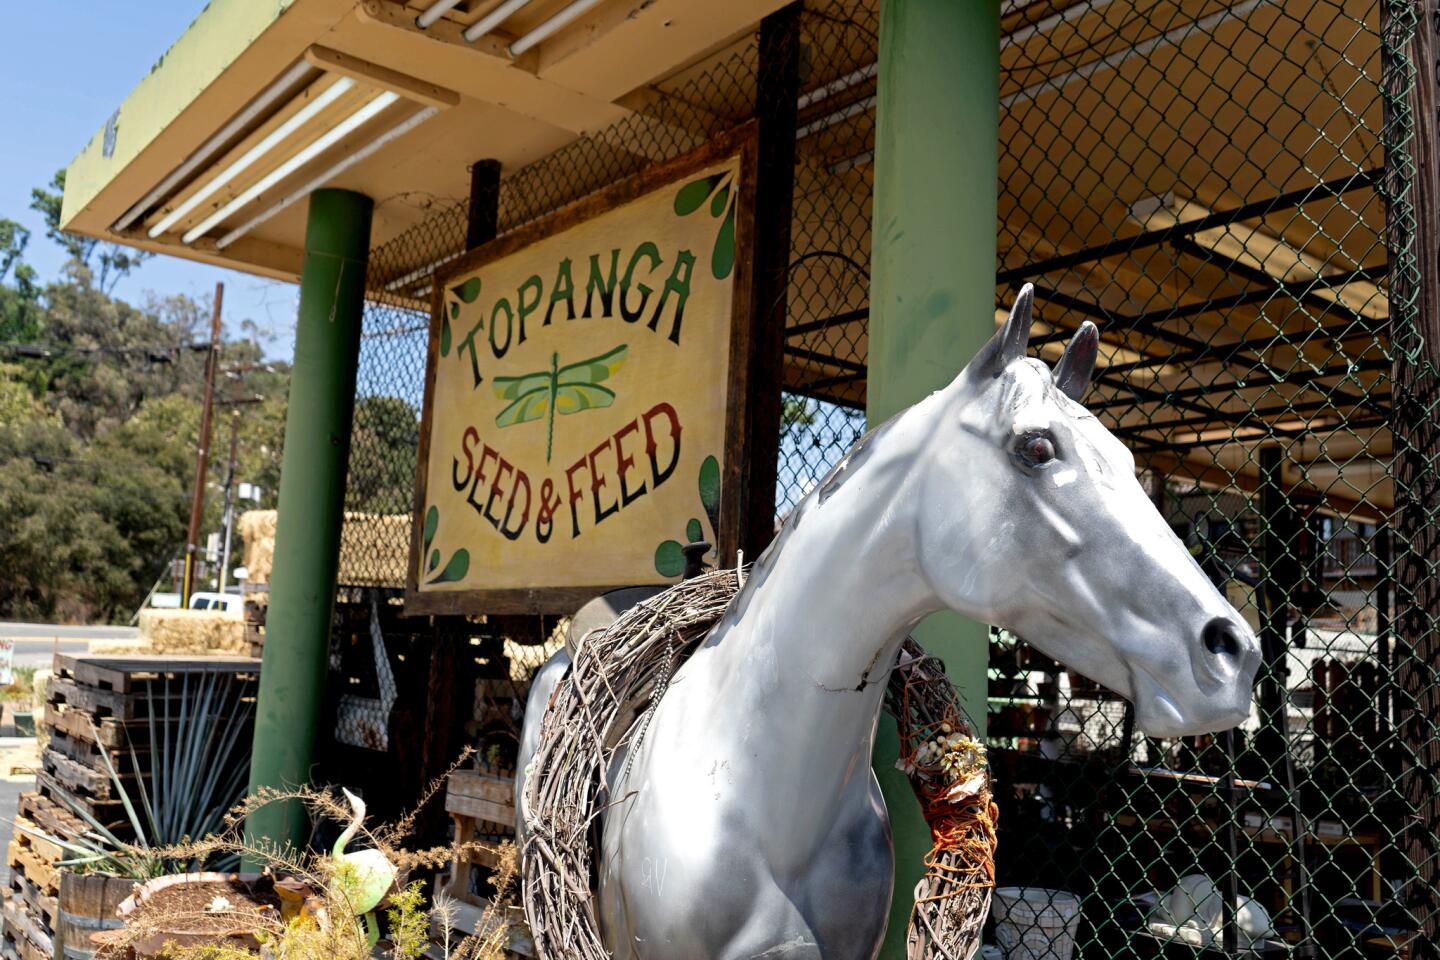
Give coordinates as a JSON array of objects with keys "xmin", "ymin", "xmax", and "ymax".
[
  {"xmin": 8, "ymin": 639, "xmax": 90, "ymax": 669},
  {"xmin": 0, "ymin": 622, "xmax": 138, "ymax": 641}
]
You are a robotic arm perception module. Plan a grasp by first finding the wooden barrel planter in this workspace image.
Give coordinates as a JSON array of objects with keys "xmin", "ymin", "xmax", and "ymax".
[
  {"xmin": 112, "ymin": 872, "xmax": 279, "ymax": 960},
  {"xmin": 57, "ymin": 872, "xmax": 131, "ymax": 960}
]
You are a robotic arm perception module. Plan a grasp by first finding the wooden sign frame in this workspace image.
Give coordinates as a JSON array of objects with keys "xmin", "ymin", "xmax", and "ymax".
[{"xmin": 406, "ymin": 124, "xmax": 759, "ymax": 615}]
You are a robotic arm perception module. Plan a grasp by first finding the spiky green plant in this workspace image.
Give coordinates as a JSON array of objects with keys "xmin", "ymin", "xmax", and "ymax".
[{"xmin": 22, "ymin": 669, "xmax": 254, "ymax": 878}]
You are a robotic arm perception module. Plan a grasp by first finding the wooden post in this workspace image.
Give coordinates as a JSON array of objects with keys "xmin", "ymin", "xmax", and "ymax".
[
  {"xmin": 1258, "ymin": 445, "xmax": 1296, "ymax": 761},
  {"xmin": 182, "ymin": 282, "xmax": 224, "ymax": 605},
  {"xmin": 740, "ymin": 2, "xmax": 801, "ymax": 558},
  {"xmin": 414, "ymin": 158, "xmax": 505, "ymax": 843},
  {"xmin": 466, "ymin": 159, "xmax": 502, "ymax": 251},
  {"xmin": 1382, "ymin": 1, "xmax": 1439, "ymax": 954}
]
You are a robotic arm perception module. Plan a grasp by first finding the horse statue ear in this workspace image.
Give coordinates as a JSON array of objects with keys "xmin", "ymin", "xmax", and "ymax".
[
  {"xmin": 974, "ymin": 283, "xmax": 1035, "ymax": 378},
  {"xmin": 1054, "ymin": 320, "xmax": 1099, "ymax": 401}
]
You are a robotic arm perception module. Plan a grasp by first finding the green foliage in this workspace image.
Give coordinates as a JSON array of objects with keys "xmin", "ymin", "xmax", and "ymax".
[
  {"xmin": 0, "ymin": 218, "xmax": 29, "ymax": 283},
  {"xmin": 0, "ymin": 175, "xmax": 290, "ymax": 622},
  {"xmin": 385, "ymin": 882, "xmax": 430, "ymax": 960},
  {"xmin": 30, "ymin": 170, "xmax": 150, "ymax": 295},
  {"xmin": 0, "ymin": 666, "xmax": 36, "ymax": 705},
  {"xmin": 348, "ymin": 395, "xmax": 418, "ymax": 513}
]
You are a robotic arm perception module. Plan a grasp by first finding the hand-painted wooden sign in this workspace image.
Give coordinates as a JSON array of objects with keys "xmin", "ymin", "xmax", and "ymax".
[{"xmin": 408, "ymin": 133, "xmax": 755, "ymax": 614}]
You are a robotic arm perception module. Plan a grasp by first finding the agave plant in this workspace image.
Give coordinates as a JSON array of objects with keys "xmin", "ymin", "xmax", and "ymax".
[{"xmin": 23, "ymin": 669, "xmax": 255, "ymax": 878}]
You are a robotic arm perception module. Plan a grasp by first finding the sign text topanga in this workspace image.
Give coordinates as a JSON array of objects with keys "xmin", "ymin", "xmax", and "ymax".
[{"xmin": 408, "ymin": 135, "xmax": 754, "ymax": 614}]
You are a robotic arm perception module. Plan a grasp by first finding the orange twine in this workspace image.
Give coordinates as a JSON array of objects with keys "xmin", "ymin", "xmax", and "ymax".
[{"xmin": 896, "ymin": 689, "xmax": 999, "ymax": 904}]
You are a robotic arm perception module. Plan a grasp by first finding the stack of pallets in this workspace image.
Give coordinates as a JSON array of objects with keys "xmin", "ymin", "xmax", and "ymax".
[
  {"xmin": 2, "ymin": 654, "xmax": 260, "ymax": 960},
  {"xmin": 0, "ymin": 810, "xmax": 60, "ymax": 960},
  {"xmin": 37, "ymin": 654, "xmax": 260, "ymax": 830}
]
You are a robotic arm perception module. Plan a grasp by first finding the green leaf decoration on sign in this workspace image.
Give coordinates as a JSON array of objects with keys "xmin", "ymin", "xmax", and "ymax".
[
  {"xmin": 674, "ymin": 171, "xmax": 737, "ymax": 282},
  {"xmin": 440, "ymin": 316, "xmax": 452, "ymax": 356},
  {"xmin": 423, "ymin": 506, "xmax": 438, "ymax": 554},
  {"xmin": 687, "ymin": 517, "xmax": 704, "ymax": 543},
  {"xmin": 431, "ymin": 548, "xmax": 470, "ymax": 584},
  {"xmin": 654, "ymin": 539, "xmax": 685, "ymax": 577},
  {"xmin": 674, "ymin": 174, "xmax": 722, "ymax": 216},
  {"xmin": 492, "ymin": 344, "xmax": 628, "ymax": 463},
  {"xmin": 428, "ymin": 548, "xmax": 440, "ymax": 573},
  {"xmin": 711, "ymin": 204, "xmax": 736, "ymax": 280},
  {"xmin": 450, "ymin": 302, "xmax": 460, "ymax": 320},
  {"xmin": 452, "ymin": 277, "xmax": 482, "ymax": 303},
  {"xmin": 699, "ymin": 454, "xmax": 721, "ymax": 538}
]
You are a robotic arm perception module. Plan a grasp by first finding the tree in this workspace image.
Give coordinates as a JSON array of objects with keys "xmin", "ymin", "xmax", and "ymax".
[
  {"xmin": 31, "ymin": 170, "xmax": 150, "ymax": 294},
  {"xmin": 348, "ymin": 395, "xmax": 418, "ymax": 515},
  {"xmin": 0, "ymin": 219, "xmax": 29, "ymax": 283}
]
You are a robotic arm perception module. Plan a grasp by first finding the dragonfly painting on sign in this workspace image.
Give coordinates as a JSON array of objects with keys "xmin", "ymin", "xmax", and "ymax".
[
  {"xmin": 493, "ymin": 345, "xmax": 629, "ymax": 463},
  {"xmin": 407, "ymin": 129, "xmax": 757, "ymax": 615}
]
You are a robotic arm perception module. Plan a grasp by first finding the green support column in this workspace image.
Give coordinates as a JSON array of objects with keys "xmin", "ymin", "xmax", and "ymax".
[
  {"xmin": 246, "ymin": 189, "xmax": 374, "ymax": 851},
  {"xmin": 867, "ymin": 1, "xmax": 999, "ymax": 955}
]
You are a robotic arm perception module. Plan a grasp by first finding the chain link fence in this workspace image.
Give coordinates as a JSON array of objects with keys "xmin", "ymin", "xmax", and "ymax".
[{"xmin": 331, "ymin": 0, "xmax": 1434, "ymax": 954}]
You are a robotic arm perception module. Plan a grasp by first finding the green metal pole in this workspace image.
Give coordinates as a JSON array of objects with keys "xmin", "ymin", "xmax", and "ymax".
[
  {"xmin": 245, "ymin": 188, "xmax": 373, "ymax": 851},
  {"xmin": 867, "ymin": 1, "xmax": 999, "ymax": 955}
]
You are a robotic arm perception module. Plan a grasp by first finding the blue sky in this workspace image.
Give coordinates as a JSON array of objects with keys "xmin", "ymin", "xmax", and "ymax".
[{"xmin": 0, "ymin": 3, "xmax": 298, "ymax": 360}]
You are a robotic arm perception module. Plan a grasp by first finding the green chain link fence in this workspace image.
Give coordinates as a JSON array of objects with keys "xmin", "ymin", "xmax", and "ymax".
[{"xmin": 335, "ymin": 0, "xmax": 1435, "ymax": 954}]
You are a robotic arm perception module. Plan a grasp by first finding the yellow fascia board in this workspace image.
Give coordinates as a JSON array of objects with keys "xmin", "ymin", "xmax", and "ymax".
[{"xmin": 61, "ymin": 0, "xmax": 301, "ymax": 230}]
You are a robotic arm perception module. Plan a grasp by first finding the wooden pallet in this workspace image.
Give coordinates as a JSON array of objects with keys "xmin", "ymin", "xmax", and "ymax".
[
  {"xmin": 243, "ymin": 589, "xmax": 267, "ymax": 658},
  {"xmin": 444, "ymin": 770, "xmax": 518, "ymax": 903},
  {"xmin": 46, "ymin": 677, "xmax": 195, "ymax": 722},
  {"xmin": 1, "ymin": 896, "xmax": 52, "ymax": 960},
  {"xmin": 9, "ymin": 818, "xmax": 64, "ymax": 870},
  {"xmin": 17, "ymin": 793, "xmax": 88, "ymax": 846},
  {"xmin": 41, "ymin": 749, "xmax": 136, "ymax": 803},
  {"xmin": 5, "ymin": 842, "xmax": 56, "ymax": 902},
  {"xmin": 446, "ymin": 770, "xmax": 516, "ymax": 828},
  {"xmin": 35, "ymin": 773, "xmax": 125, "ymax": 830},
  {"xmin": 52, "ymin": 654, "xmax": 260, "ymax": 694},
  {"xmin": 6, "ymin": 871, "xmax": 56, "ymax": 936},
  {"xmin": 44, "ymin": 726, "xmax": 146, "ymax": 773},
  {"xmin": 43, "ymin": 704, "xmax": 132, "ymax": 750}
]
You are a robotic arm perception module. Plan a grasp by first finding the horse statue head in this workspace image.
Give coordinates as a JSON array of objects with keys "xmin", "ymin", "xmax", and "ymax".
[{"xmin": 912, "ymin": 283, "xmax": 1259, "ymax": 736}]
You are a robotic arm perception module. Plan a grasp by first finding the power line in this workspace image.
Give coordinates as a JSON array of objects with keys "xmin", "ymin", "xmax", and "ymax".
[{"xmin": 0, "ymin": 340, "xmax": 212, "ymax": 362}]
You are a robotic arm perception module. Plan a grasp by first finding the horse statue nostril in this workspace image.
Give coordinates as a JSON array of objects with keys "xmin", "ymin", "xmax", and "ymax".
[{"xmin": 1201, "ymin": 617, "xmax": 1241, "ymax": 658}]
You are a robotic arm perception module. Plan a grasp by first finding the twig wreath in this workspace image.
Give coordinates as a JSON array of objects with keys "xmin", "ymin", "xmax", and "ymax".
[{"xmin": 521, "ymin": 568, "xmax": 995, "ymax": 960}]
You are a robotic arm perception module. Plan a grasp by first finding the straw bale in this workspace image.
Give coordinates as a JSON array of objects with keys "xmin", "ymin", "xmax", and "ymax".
[
  {"xmin": 238, "ymin": 509, "xmax": 410, "ymax": 589},
  {"xmin": 238, "ymin": 509, "xmax": 277, "ymax": 583},
  {"xmin": 503, "ymin": 617, "xmax": 569, "ymax": 682},
  {"xmin": 85, "ymin": 638, "xmax": 154, "ymax": 656},
  {"xmin": 136, "ymin": 609, "xmax": 248, "ymax": 655},
  {"xmin": 337, "ymin": 512, "xmax": 410, "ymax": 587}
]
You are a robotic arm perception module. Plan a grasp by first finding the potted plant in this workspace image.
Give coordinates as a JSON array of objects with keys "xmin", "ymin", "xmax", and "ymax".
[{"xmin": 2, "ymin": 666, "xmax": 37, "ymax": 735}]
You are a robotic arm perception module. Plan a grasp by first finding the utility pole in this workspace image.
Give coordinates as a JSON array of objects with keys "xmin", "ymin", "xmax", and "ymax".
[
  {"xmin": 182, "ymin": 282, "xmax": 224, "ymax": 606},
  {"xmin": 217, "ymin": 411, "xmax": 242, "ymax": 594}
]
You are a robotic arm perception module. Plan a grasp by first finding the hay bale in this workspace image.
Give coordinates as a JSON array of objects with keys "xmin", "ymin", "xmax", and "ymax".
[
  {"xmin": 238, "ymin": 510, "xmax": 277, "ymax": 584},
  {"xmin": 136, "ymin": 609, "xmax": 248, "ymax": 655},
  {"xmin": 85, "ymin": 638, "xmax": 155, "ymax": 656},
  {"xmin": 337, "ymin": 512, "xmax": 410, "ymax": 587},
  {"xmin": 238, "ymin": 509, "xmax": 410, "ymax": 589}
]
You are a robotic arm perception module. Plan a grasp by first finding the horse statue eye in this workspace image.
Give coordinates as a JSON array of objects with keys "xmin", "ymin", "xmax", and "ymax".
[{"xmin": 1019, "ymin": 435, "xmax": 1056, "ymax": 464}]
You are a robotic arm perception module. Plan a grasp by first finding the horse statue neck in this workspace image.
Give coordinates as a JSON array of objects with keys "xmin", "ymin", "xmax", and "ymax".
[{"xmin": 674, "ymin": 391, "xmax": 962, "ymax": 844}]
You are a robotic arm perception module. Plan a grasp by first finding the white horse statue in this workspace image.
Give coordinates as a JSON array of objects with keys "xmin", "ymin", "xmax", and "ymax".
[{"xmin": 518, "ymin": 284, "xmax": 1261, "ymax": 960}]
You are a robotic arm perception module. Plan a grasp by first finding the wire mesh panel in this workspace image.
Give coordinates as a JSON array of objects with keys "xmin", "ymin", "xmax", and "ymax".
[
  {"xmin": 993, "ymin": 0, "xmax": 1429, "ymax": 957},
  {"xmin": 332, "ymin": 0, "xmax": 1434, "ymax": 954}
]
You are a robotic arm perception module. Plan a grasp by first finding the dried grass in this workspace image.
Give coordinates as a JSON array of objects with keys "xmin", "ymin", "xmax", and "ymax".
[
  {"xmin": 239, "ymin": 510, "xmax": 410, "ymax": 589},
  {"xmin": 136, "ymin": 609, "xmax": 248, "ymax": 655},
  {"xmin": 106, "ymin": 751, "xmax": 517, "ymax": 960}
]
